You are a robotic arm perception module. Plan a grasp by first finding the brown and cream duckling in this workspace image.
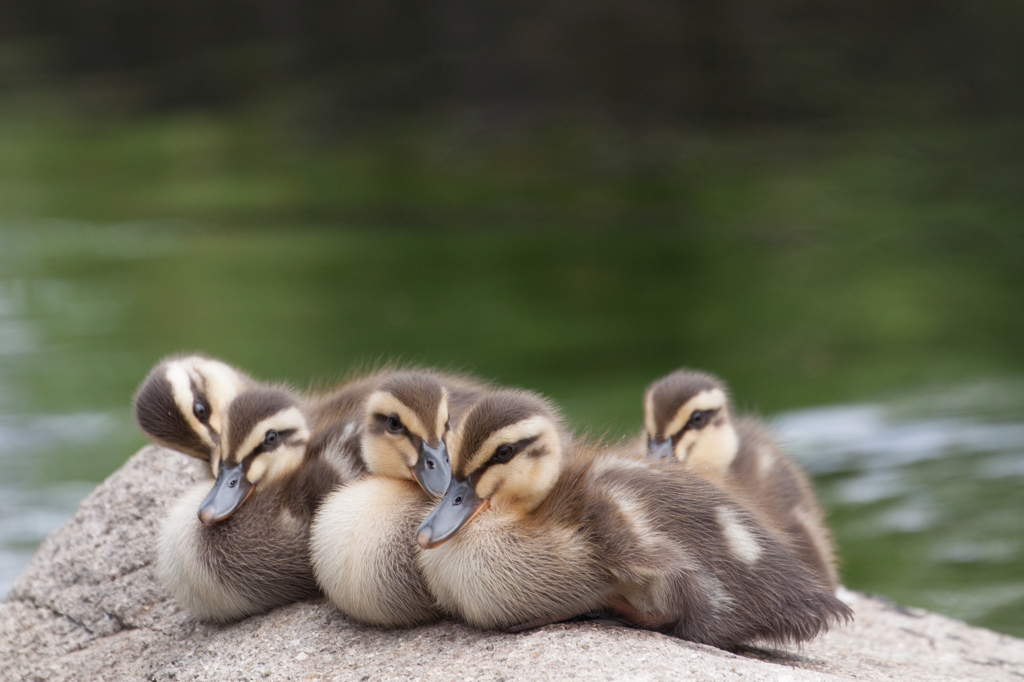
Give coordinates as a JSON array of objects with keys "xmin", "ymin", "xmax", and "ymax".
[
  {"xmin": 156, "ymin": 386, "xmax": 354, "ymax": 621},
  {"xmin": 643, "ymin": 369, "xmax": 838, "ymax": 589},
  {"xmin": 311, "ymin": 371, "xmax": 488, "ymax": 627},
  {"xmin": 416, "ymin": 389, "xmax": 851, "ymax": 649},
  {"xmin": 135, "ymin": 355, "xmax": 378, "ymax": 621}
]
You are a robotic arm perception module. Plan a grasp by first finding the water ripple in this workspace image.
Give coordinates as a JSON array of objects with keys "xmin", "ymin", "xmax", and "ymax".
[{"xmin": 775, "ymin": 405, "xmax": 1024, "ymax": 474}]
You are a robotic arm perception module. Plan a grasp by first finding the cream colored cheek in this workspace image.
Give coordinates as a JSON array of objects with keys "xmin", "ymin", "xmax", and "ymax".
[
  {"xmin": 266, "ymin": 446, "xmax": 305, "ymax": 482},
  {"xmin": 489, "ymin": 457, "xmax": 556, "ymax": 513},
  {"xmin": 475, "ymin": 467, "xmax": 504, "ymax": 501},
  {"xmin": 246, "ymin": 456, "xmax": 267, "ymax": 484},
  {"xmin": 361, "ymin": 436, "xmax": 416, "ymax": 481},
  {"xmin": 694, "ymin": 426, "xmax": 738, "ymax": 473},
  {"xmin": 529, "ymin": 454, "xmax": 562, "ymax": 504},
  {"xmin": 501, "ymin": 465, "xmax": 536, "ymax": 503},
  {"xmin": 208, "ymin": 412, "xmax": 225, "ymax": 440},
  {"xmin": 673, "ymin": 432, "xmax": 698, "ymax": 462},
  {"xmin": 398, "ymin": 440, "xmax": 419, "ymax": 470}
]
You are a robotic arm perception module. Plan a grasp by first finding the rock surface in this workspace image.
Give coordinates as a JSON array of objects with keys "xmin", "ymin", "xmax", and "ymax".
[{"xmin": 3, "ymin": 446, "xmax": 1024, "ymax": 682}]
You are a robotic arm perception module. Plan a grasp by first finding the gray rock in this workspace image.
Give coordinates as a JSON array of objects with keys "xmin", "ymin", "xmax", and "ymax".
[{"xmin": 3, "ymin": 445, "xmax": 1024, "ymax": 682}]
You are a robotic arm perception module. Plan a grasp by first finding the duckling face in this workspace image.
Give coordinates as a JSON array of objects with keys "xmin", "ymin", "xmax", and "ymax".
[
  {"xmin": 417, "ymin": 390, "xmax": 563, "ymax": 549},
  {"xmin": 134, "ymin": 354, "xmax": 252, "ymax": 461},
  {"xmin": 643, "ymin": 369, "xmax": 739, "ymax": 475},
  {"xmin": 361, "ymin": 373, "xmax": 452, "ymax": 498},
  {"xmin": 198, "ymin": 388, "xmax": 309, "ymax": 525}
]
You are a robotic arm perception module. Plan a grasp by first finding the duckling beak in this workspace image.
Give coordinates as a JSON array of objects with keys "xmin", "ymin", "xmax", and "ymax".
[
  {"xmin": 413, "ymin": 440, "xmax": 451, "ymax": 498},
  {"xmin": 648, "ymin": 438, "xmax": 674, "ymax": 460},
  {"xmin": 197, "ymin": 462, "xmax": 254, "ymax": 525},
  {"xmin": 417, "ymin": 476, "xmax": 489, "ymax": 549}
]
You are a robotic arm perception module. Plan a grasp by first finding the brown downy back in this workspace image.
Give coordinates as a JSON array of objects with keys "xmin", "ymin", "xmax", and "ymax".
[
  {"xmin": 727, "ymin": 416, "xmax": 839, "ymax": 589},
  {"xmin": 592, "ymin": 452, "xmax": 852, "ymax": 648}
]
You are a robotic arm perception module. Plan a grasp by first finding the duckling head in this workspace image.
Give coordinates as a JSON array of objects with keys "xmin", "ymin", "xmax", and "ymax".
[
  {"xmin": 417, "ymin": 389, "xmax": 565, "ymax": 549},
  {"xmin": 360, "ymin": 373, "xmax": 452, "ymax": 498},
  {"xmin": 643, "ymin": 368, "xmax": 739, "ymax": 475},
  {"xmin": 198, "ymin": 387, "xmax": 310, "ymax": 525},
  {"xmin": 134, "ymin": 354, "xmax": 253, "ymax": 461}
]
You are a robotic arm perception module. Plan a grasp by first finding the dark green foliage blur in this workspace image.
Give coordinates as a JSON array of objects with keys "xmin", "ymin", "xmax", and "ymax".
[{"xmin": 0, "ymin": 0, "xmax": 1022, "ymax": 124}]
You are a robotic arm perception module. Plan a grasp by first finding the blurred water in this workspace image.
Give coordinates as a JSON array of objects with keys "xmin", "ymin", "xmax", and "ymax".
[
  {"xmin": 0, "ymin": 223, "xmax": 1022, "ymax": 637},
  {"xmin": 777, "ymin": 388, "xmax": 1024, "ymax": 634}
]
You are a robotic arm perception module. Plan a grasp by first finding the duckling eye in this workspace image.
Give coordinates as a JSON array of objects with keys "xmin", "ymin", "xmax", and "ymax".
[
  {"xmin": 263, "ymin": 430, "xmax": 279, "ymax": 446},
  {"xmin": 386, "ymin": 414, "xmax": 405, "ymax": 434},
  {"xmin": 193, "ymin": 400, "xmax": 209, "ymax": 422},
  {"xmin": 689, "ymin": 410, "xmax": 706, "ymax": 428},
  {"xmin": 493, "ymin": 445, "xmax": 515, "ymax": 463}
]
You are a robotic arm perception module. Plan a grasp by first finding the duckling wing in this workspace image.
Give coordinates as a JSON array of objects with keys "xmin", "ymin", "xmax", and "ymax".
[
  {"xmin": 588, "ymin": 462, "xmax": 851, "ymax": 648},
  {"xmin": 729, "ymin": 417, "xmax": 839, "ymax": 589}
]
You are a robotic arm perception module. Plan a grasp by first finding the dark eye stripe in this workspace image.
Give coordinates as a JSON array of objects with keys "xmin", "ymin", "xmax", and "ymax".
[
  {"xmin": 479, "ymin": 434, "xmax": 542, "ymax": 473},
  {"xmin": 669, "ymin": 408, "xmax": 720, "ymax": 441}
]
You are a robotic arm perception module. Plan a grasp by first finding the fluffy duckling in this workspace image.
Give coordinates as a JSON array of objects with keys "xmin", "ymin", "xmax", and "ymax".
[
  {"xmin": 417, "ymin": 389, "xmax": 851, "ymax": 649},
  {"xmin": 134, "ymin": 353, "xmax": 256, "ymax": 461},
  {"xmin": 644, "ymin": 369, "xmax": 838, "ymax": 589},
  {"xmin": 134, "ymin": 355, "xmax": 374, "ymax": 621},
  {"xmin": 311, "ymin": 372, "xmax": 488, "ymax": 627},
  {"xmin": 157, "ymin": 386, "xmax": 358, "ymax": 621}
]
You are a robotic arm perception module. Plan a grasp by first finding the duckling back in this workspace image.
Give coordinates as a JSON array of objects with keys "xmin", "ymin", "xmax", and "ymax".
[
  {"xmin": 589, "ymin": 455, "xmax": 851, "ymax": 649},
  {"xmin": 728, "ymin": 416, "xmax": 839, "ymax": 589}
]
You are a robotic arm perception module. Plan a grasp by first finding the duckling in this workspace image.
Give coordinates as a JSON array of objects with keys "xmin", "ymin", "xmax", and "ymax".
[
  {"xmin": 134, "ymin": 357, "xmax": 368, "ymax": 621},
  {"xmin": 134, "ymin": 353, "xmax": 256, "ymax": 461},
  {"xmin": 311, "ymin": 371, "xmax": 489, "ymax": 627},
  {"xmin": 643, "ymin": 369, "xmax": 838, "ymax": 589},
  {"xmin": 157, "ymin": 386, "xmax": 360, "ymax": 621},
  {"xmin": 416, "ymin": 389, "xmax": 851, "ymax": 650}
]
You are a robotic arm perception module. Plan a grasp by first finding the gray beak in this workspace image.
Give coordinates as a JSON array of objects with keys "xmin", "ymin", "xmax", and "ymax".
[
  {"xmin": 417, "ymin": 476, "xmax": 488, "ymax": 549},
  {"xmin": 198, "ymin": 462, "xmax": 254, "ymax": 525},
  {"xmin": 413, "ymin": 440, "xmax": 451, "ymax": 498},
  {"xmin": 648, "ymin": 438, "xmax": 675, "ymax": 461}
]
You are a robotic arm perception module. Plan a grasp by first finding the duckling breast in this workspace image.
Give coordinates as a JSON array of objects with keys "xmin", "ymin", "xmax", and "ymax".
[
  {"xmin": 311, "ymin": 476, "xmax": 438, "ymax": 627},
  {"xmin": 157, "ymin": 481, "xmax": 320, "ymax": 622},
  {"xmin": 157, "ymin": 483, "xmax": 258, "ymax": 622},
  {"xmin": 416, "ymin": 509, "xmax": 606, "ymax": 630}
]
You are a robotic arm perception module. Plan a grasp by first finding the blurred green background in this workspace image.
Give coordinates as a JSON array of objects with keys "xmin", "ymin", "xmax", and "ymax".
[{"xmin": 1, "ymin": 0, "xmax": 1023, "ymax": 638}]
